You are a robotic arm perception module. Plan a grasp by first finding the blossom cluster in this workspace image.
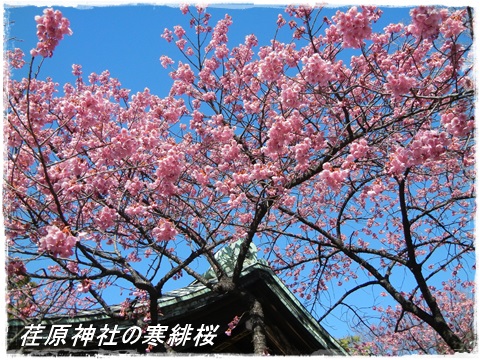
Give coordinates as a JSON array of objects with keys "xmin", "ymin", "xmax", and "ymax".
[
  {"xmin": 258, "ymin": 53, "xmax": 283, "ymax": 82},
  {"xmin": 38, "ymin": 225, "xmax": 77, "ymax": 258},
  {"xmin": 31, "ymin": 8, "xmax": 72, "ymax": 57},
  {"xmin": 152, "ymin": 220, "xmax": 178, "ymax": 242},
  {"xmin": 301, "ymin": 54, "xmax": 333, "ymax": 85},
  {"xmin": 6, "ymin": 48, "xmax": 25, "ymax": 69},
  {"xmin": 333, "ymin": 7, "xmax": 373, "ymax": 48},
  {"xmin": 264, "ymin": 114, "xmax": 301, "ymax": 158},
  {"xmin": 385, "ymin": 73, "xmax": 416, "ymax": 99},
  {"xmin": 319, "ymin": 162, "xmax": 349, "ymax": 191},
  {"xmin": 441, "ymin": 107, "xmax": 473, "ymax": 137},
  {"xmin": 280, "ymin": 81, "xmax": 303, "ymax": 109},
  {"xmin": 7, "ymin": 259, "xmax": 27, "ymax": 276},
  {"xmin": 349, "ymin": 138, "xmax": 370, "ymax": 159},
  {"xmin": 388, "ymin": 130, "xmax": 450, "ymax": 175},
  {"xmin": 407, "ymin": 6, "xmax": 447, "ymax": 40},
  {"xmin": 225, "ymin": 316, "xmax": 240, "ymax": 336},
  {"xmin": 440, "ymin": 10, "xmax": 467, "ymax": 38},
  {"xmin": 77, "ymin": 279, "xmax": 95, "ymax": 293}
]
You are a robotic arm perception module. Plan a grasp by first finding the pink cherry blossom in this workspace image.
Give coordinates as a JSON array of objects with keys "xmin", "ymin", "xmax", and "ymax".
[
  {"xmin": 30, "ymin": 8, "xmax": 72, "ymax": 57},
  {"xmin": 77, "ymin": 279, "xmax": 94, "ymax": 293},
  {"xmin": 160, "ymin": 55, "xmax": 174, "ymax": 68},
  {"xmin": 174, "ymin": 25, "xmax": 186, "ymax": 39},
  {"xmin": 66, "ymin": 261, "xmax": 79, "ymax": 274},
  {"xmin": 333, "ymin": 7, "xmax": 375, "ymax": 48},
  {"xmin": 258, "ymin": 54, "xmax": 283, "ymax": 82},
  {"xmin": 6, "ymin": 48, "xmax": 25, "ymax": 69},
  {"xmin": 7, "ymin": 259, "xmax": 26, "ymax": 276},
  {"xmin": 385, "ymin": 73, "xmax": 417, "ymax": 99},
  {"xmin": 280, "ymin": 81, "xmax": 303, "ymax": 109},
  {"xmin": 180, "ymin": 4, "xmax": 189, "ymax": 15},
  {"xmin": 301, "ymin": 53, "xmax": 333, "ymax": 85},
  {"xmin": 214, "ymin": 43, "xmax": 229, "ymax": 59},
  {"xmin": 210, "ymin": 14, "xmax": 232, "ymax": 47},
  {"xmin": 407, "ymin": 6, "xmax": 448, "ymax": 40},
  {"xmin": 152, "ymin": 220, "xmax": 178, "ymax": 241},
  {"xmin": 38, "ymin": 225, "xmax": 77, "ymax": 258},
  {"xmin": 349, "ymin": 138, "xmax": 370, "ymax": 159},
  {"xmin": 440, "ymin": 10, "xmax": 466, "ymax": 38},
  {"xmin": 96, "ymin": 206, "xmax": 117, "ymax": 230},
  {"xmin": 387, "ymin": 130, "xmax": 451, "ymax": 176},
  {"xmin": 225, "ymin": 315, "xmax": 240, "ymax": 336},
  {"xmin": 441, "ymin": 106, "xmax": 474, "ymax": 137},
  {"xmin": 161, "ymin": 28, "xmax": 173, "ymax": 42},
  {"xmin": 71, "ymin": 63, "xmax": 82, "ymax": 76},
  {"xmin": 319, "ymin": 162, "xmax": 349, "ymax": 191}
]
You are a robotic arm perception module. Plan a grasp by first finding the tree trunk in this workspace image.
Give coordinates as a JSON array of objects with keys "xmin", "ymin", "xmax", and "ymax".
[{"xmin": 250, "ymin": 298, "xmax": 267, "ymax": 355}]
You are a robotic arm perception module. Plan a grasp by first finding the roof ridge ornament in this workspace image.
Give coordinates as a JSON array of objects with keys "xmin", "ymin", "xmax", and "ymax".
[{"xmin": 203, "ymin": 240, "xmax": 267, "ymax": 281}]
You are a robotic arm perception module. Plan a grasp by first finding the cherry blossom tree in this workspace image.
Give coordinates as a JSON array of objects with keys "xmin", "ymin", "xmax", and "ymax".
[{"xmin": 5, "ymin": 4, "xmax": 475, "ymax": 355}]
